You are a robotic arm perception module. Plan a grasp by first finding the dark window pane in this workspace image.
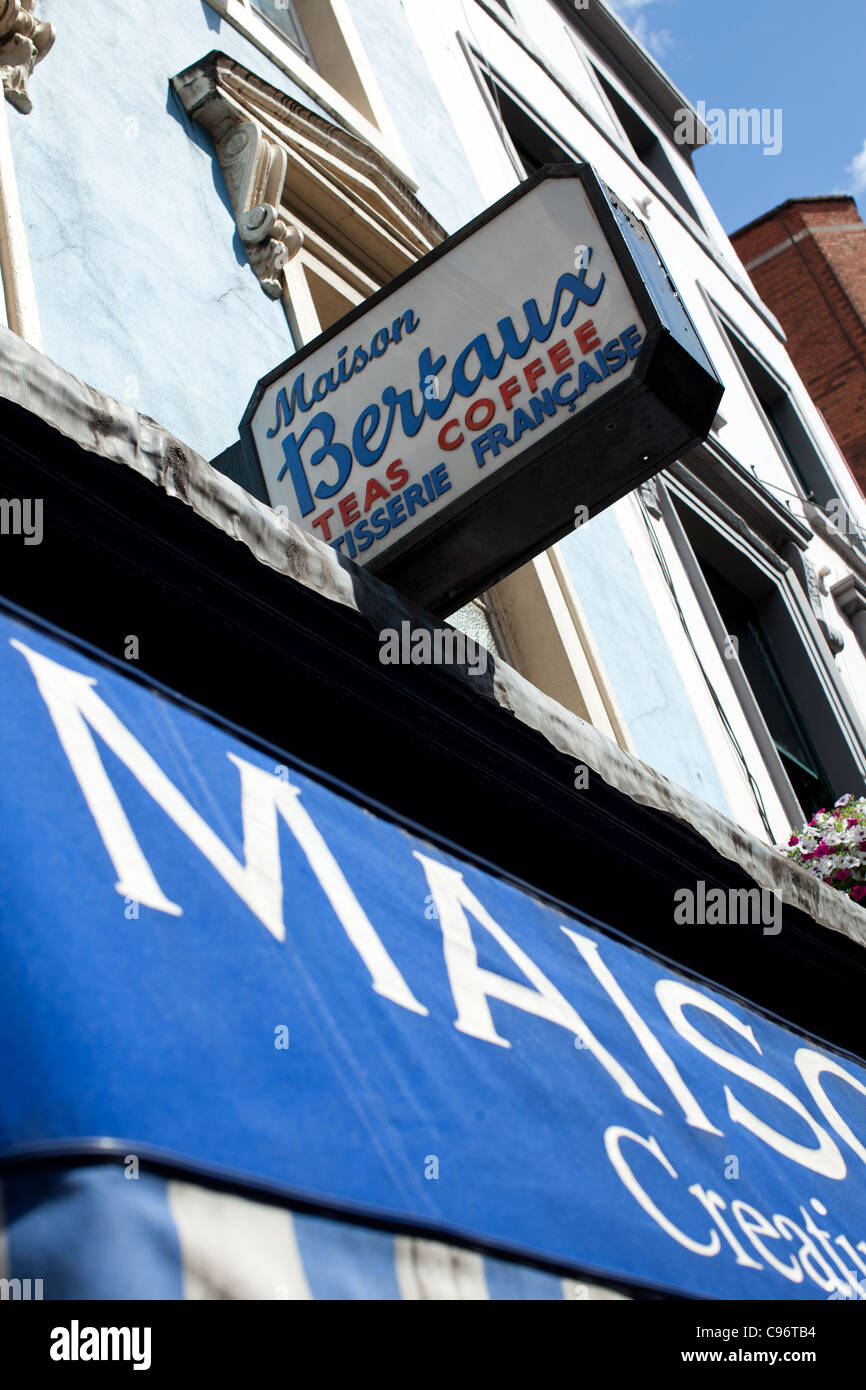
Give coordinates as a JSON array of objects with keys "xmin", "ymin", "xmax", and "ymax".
[
  {"xmin": 703, "ymin": 563, "xmax": 834, "ymax": 813},
  {"xmin": 593, "ymin": 70, "xmax": 701, "ymax": 223},
  {"xmin": 485, "ymin": 82, "xmax": 570, "ymax": 176}
]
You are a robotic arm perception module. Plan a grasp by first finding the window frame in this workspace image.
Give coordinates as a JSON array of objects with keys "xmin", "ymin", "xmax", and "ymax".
[
  {"xmin": 249, "ymin": 0, "xmax": 316, "ymax": 68},
  {"xmin": 458, "ymin": 38, "xmax": 583, "ymax": 182},
  {"xmin": 586, "ymin": 60, "xmax": 703, "ymax": 227},
  {"xmin": 663, "ymin": 478, "xmax": 866, "ymax": 819},
  {"xmin": 706, "ymin": 293, "xmax": 866, "ymax": 553},
  {"xmin": 205, "ymin": 0, "xmax": 414, "ymax": 184},
  {"xmin": 482, "ymin": 71, "xmax": 575, "ymax": 177}
]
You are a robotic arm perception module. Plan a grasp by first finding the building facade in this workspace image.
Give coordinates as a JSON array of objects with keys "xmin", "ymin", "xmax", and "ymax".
[
  {"xmin": 6, "ymin": 0, "xmax": 865, "ymax": 844},
  {"xmin": 2, "ymin": 0, "xmax": 866, "ymax": 1303},
  {"xmin": 731, "ymin": 195, "xmax": 866, "ymax": 499}
]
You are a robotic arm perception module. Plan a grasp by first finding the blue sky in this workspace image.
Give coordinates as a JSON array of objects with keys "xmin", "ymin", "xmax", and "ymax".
[{"xmin": 605, "ymin": 0, "xmax": 865, "ymax": 233}]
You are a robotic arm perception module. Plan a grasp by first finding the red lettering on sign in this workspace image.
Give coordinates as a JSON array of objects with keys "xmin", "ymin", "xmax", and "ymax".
[
  {"xmin": 386, "ymin": 458, "xmax": 410, "ymax": 490},
  {"xmin": 339, "ymin": 493, "xmax": 360, "ymax": 527},
  {"xmin": 524, "ymin": 359, "xmax": 546, "ymax": 393},
  {"xmin": 499, "ymin": 376, "xmax": 521, "ymax": 410},
  {"xmin": 311, "ymin": 509, "xmax": 334, "ymax": 541},
  {"xmin": 548, "ymin": 339, "xmax": 574, "ymax": 374},
  {"xmin": 438, "ymin": 419, "xmax": 464, "ymax": 451},
  {"xmin": 363, "ymin": 477, "xmax": 390, "ymax": 511},
  {"xmin": 575, "ymin": 320, "xmax": 601, "ymax": 353},
  {"xmin": 465, "ymin": 398, "xmax": 496, "ymax": 431}
]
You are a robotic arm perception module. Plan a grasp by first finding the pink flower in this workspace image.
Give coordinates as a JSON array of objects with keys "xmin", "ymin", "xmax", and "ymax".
[
  {"xmin": 835, "ymin": 869, "xmax": 851, "ymax": 882},
  {"xmin": 847, "ymin": 818, "xmax": 860, "ymax": 829},
  {"xmin": 851, "ymin": 885, "xmax": 866, "ymax": 902},
  {"xmin": 788, "ymin": 835, "xmax": 799, "ymax": 846}
]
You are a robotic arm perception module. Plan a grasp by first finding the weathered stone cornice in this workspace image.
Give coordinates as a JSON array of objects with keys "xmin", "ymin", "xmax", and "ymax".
[
  {"xmin": 831, "ymin": 572, "xmax": 866, "ymax": 655},
  {"xmin": 832, "ymin": 572, "xmax": 866, "ymax": 619},
  {"xmin": 172, "ymin": 51, "xmax": 444, "ymax": 300},
  {"xmin": 173, "ymin": 58, "xmax": 301, "ymax": 299},
  {"xmin": 681, "ymin": 438, "xmax": 813, "ymax": 553}
]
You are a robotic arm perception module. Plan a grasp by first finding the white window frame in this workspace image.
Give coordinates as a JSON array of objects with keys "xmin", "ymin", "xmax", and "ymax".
[
  {"xmin": 703, "ymin": 289, "xmax": 858, "ymax": 522},
  {"xmin": 249, "ymin": 1, "xmax": 316, "ymax": 67},
  {"xmin": 584, "ymin": 58, "xmax": 704, "ymax": 231},
  {"xmin": 206, "ymin": 0, "xmax": 415, "ymax": 185}
]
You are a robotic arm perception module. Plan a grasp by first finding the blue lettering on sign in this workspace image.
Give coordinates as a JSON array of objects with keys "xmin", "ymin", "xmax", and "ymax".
[
  {"xmin": 270, "ymin": 256, "xmax": 607, "ymax": 514},
  {"xmin": 4, "ymin": 602, "xmax": 864, "ymax": 1301},
  {"xmin": 469, "ymin": 331, "xmax": 636, "ymax": 469},
  {"xmin": 329, "ymin": 464, "xmax": 452, "ymax": 558},
  {"xmin": 267, "ymin": 309, "xmax": 420, "ymax": 437}
]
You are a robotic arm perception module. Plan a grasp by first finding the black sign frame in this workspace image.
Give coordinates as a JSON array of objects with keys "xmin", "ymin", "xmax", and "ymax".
[{"xmin": 240, "ymin": 163, "xmax": 723, "ymax": 615}]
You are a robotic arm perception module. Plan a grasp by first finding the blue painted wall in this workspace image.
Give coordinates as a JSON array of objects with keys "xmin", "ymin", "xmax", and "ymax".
[
  {"xmin": 7, "ymin": 1, "xmax": 733, "ymax": 816},
  {"xmin": 6, "ymin": 0, "xmax": 330, "ymax": 461},
  {"xmin": 344, "ymin": 0, "xmax": 485, "ymax": 234},
  {"xmin": 558, "ymin": 513, "xmax": 733, "ymax": 816},
  {"xmin": 8, "ymin": 0, "xmax": 484, "ymax": 457}
]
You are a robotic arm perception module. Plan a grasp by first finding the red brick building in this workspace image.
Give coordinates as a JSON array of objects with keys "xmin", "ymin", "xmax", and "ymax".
[{"xmin": 731, "ymin": 196, "xmax": 866, "ymax": 495}]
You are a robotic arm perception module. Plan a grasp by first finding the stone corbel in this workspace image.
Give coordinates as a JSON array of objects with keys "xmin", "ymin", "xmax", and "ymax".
[
  {"xmin": 831, "ymin": 573, "xmax": 866, "ymax": 655},
  {"xmin": 801, "ymin": 555, "xmax": 846, "ymax": 655},
  {"xmin": 214, "ymin": 119, "xmax": 302, "ymax": 299},
  {"xmin": 172, "ymin": 62, "xmax": 302, "ymax": 300},
  {"xmin": 781, "ymin": 545, "xmax": 846, "ymax": 655},
  {"xmin": 0, "ymin": 0, "xmax": 54, "ymax": 114}
]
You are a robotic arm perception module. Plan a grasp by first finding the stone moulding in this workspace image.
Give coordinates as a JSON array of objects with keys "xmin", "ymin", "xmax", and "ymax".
[
  {"xmin": 173, "ymin": 61, "xmax": 302, "ymax": 300},
  {"xmin": 213, "ymin": 118, "xmax": 301, "ymax": 300},
  {"xmin": 832, "ymin": 572, "xmax": 866, "ymax": 655},
  {"xmin": 0, "ymin": 0, "xmax": 54, "ymax": 114},
  {"xmin": 171, "ymin": 51, "xmax": 444, "ymax": 303}
]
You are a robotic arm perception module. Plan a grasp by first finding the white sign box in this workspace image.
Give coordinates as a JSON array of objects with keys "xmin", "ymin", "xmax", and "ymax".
[{"xmin": 242, "ymin": 164, "xmax": 721, "ymax": 614}]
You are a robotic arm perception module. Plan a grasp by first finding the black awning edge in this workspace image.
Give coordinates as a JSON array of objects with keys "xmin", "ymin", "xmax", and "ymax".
[{"xmin": 0, "ymin": 324, "xmax": 862, "ymax": 954}]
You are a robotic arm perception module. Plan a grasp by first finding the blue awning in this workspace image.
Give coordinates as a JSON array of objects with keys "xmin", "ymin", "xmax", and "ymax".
[
  {"xmin": 1, "ymin": 599, "xmax": 866, "ymax": 1300},
  {"xmin": 0, "ymin": 1163, "xmax": 625, "ymax": 1300}
]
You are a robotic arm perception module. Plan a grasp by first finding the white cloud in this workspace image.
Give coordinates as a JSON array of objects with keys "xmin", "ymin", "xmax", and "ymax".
[
  {"xmin": 847, "ymin": 139, "xmax": 866, "ymax": 194},
  {"xmin": 605, "ymin": 0, "xmax": 677, "ymax": 61},
  {"xmin": 629, "ymin": 15, "xmax": 676, "ymax": 58}
]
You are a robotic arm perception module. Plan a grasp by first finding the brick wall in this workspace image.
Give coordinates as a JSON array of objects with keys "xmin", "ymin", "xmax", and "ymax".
[{"xmin": 731, "ymin": 197, "xmax": 866, "ymax": 495}]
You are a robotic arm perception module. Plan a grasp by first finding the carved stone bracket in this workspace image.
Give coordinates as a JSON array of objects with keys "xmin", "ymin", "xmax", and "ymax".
[
  {"xmin": 172, "ymin": 52, "xmax": 445, "ymax": 306},
  {"xmin": 800, "ymin": 555, "xmax": 845, "ymax": 655},
  {"xmin": 0, "ymin": 0, "xmax": 54, "ymax": 114},
  {"xmin": 832, "ymin": 573, "xmax": 866, "ymax": 655},
  {"xmin": 214, "ymin": 119, "xmax": 302, "ymax": 299},
  {"xmin": 173, "ymin": 62, "xmax": 303, "ymax": 300}
]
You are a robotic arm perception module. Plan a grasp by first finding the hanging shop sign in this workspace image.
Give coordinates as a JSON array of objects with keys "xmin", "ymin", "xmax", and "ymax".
[
  {"xmin": 241, "ymin": 162, "xmax": 722, "ymax": 613},
  {"xmin": 2, "ymin": 599, "xmax": 866, "ymax": 1300}
]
